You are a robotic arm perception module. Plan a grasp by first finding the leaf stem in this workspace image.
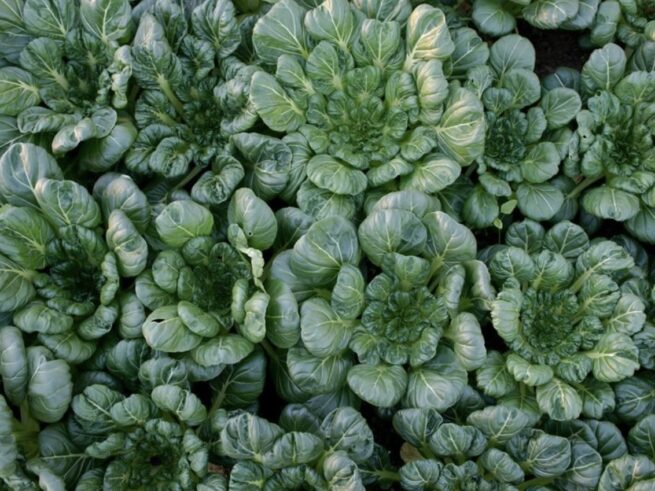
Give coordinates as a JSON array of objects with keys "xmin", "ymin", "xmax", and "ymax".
[
  {"xmin": 517, "ymin": 477, "xmax": 555, "ymax": 490},
  {"xmin": 373, "ymin": 470, "xmax": 400, "ymax": 481},
  {"xmin": 172, "ymin": 164, "xmax": 206, "ymax": 192},
  {"xmin": 158, "ymin": 77, "xmax": 186, "ymax": 118},
  {"xmin": 566, "ymin": 175, "xmax": 603, "ymax": 199}
]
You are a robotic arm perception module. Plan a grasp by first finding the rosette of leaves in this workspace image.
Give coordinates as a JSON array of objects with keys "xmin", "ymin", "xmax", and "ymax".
[
  {"xmin": 136, "ymin": 188, "xmax": 279, "ymax": 372},
  {"xmin": 0, "ymin": 393, "xmax": 94, "ymax": 490},
  {"xmin": 66, "ymin": 380, "xmax": 229, "ymax": 490},
  {"xmin": 219, "ymin": 405, "xmax": 379, "ymax": 490},
  {"xmin": 471, "ymin": 0, "xmax": 599, "ymax": 37},
  {"xmin": 250, "ymin": 0, "xmax": 487, "ymax": 220},
  {"xmin": 479, "ymin": 219, "xmax": 646, "ymax": 421},
  {"xmin": 463, "ymin": 35, "xmax": 582, "ymax": 228},
  {"xmin": 566, "ymin": 43, "xmax": 655, "ymax": 243},
  {"xmin": 598, "ymin": 454, "xmax": 655, "ymax": 490},
  {"xmin": 126, "ymin": 0, "xmax": 266, "ymax": 195},
  {"xmin": 0, "ymin": 143, "xmax": 150, "ymax": 366},
  {"xmin": 268, "ymin": 190, "xmax": 493, "ymax": 410},
  {"xmin": 590, "ymin": 0, "xmax": 655, "ymax": 47},
  {"xmin": 392, "ymin": 406, "xmax": 607, "ymax": 490},
  {"xmin": 0, "ymin": 0, "xmax": 137, "ymax": 170}
]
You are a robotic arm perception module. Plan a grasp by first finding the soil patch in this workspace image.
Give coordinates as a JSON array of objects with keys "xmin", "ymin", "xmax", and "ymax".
[{"xmin": 517, "ymin": 20, "xmax": 592, "ymax": 76}]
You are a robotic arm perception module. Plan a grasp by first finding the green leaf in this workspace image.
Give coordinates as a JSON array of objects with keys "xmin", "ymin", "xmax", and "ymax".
[
  {"xmin": 589, "ymin": 333, "xmax": 639, "ymax": 383},
  {"xmin": 358, "ymin": 208, "xmax": 427, "ymax": 266},
  {"xmin": 300, "ymin": 298, "xmax": 352, "ymax": 357},
  {"xmin": 435, "ymin": 87, "xmax": 485, "ymax": 165},
  {"xmin": 305, "ymin": 0, "xmax": 354, "ymax": 48},
  {"xmin": 463, "ymin": 185, "xmax": 498, "ymax": 228},
  {"xmin": 0, "ymin": 254, "xmax": 35, "ymax": 312},
  {"xmin": 476, "ymin": 352, "xmax": 517, "ymax": 398},
  {"xmin": 582, "ymin": 186, "xmax": 640, "ymax": 221},
  {"xmin": 559, "ymin": 440, "xmax": 603, "ymax": 488},
  {"xmin": 191, "ymin": 161, "xmax": 245, "ymax": 207},
  {"xmin": 263, "ymin": 432, "xmax": 324, "ymax": 469},
  {"xmin": 516, "ymin": 182, "xmax": 564, "ymax": 221},
  {"xmin": 27, "ymin": 347, "xmax": 72, "ymax": 423},
  {"xmin": 80, "ymin": 0, "xmax": 131, "ymax": 45},
  {"xmin": 520, "ymin": 142, "xmax": 560, "ymax": 184},
  {"xmin": 265, "ymin": 279, "xmax": 300, "ymax": 349},
  {"xmin": 191, "ymin": 335, "xmax": 254, "ymax": 367},
  {"xmin": 228, "ymin": 188, "xmax": 278, "ymax": 250},
  {"xmin": 628, "ymin": 415, "xmax": 655, "ymax": 460},
  {"xmin": 429, "ymin": 423, "xmax": 486, "ymax": 458},
  {"xmin": 445, "ymin": 313, "xmax": 486, "ymax": 371},
  {"xmin": 0, "ymin": 143, "xmax": 63, "ymax": 208},
  {"xmin": 331, "ymin": 264, "xmax": 365, "ymax": 320},
  {"xmin": 321, "ymin": 406, "xmax": 374, "ymax": 461},
  {"xmin": 252, "ymin": 0, "xmax": 310, "ymax": 64},
  {"xmin": 423, "ymin": 211, "xmax": 477, "ymax": 268},
  {"xmin": 479, "ymin": 448, "xmax": 524, "ymax": 483},
  {"xmin": 232, "ymin": 132, "xmax": 292, "ymax": 201},
  {"xmin": 221, "ymin": 412, "xmax": 284, "ymax": 461},
  {"xmin": 404, "ymin": 4, "xmax": 454, "ymax": 68},
  {"xmin": 191, "ymin": 0, "xmax": 240, "ymax": 58},
  {"xmin": 489, "ymin": 35, "xmax": 536, "ymax": 76},
  {"xmin": 151, "ymin": 384, "xmax": 207, "ymax": 426},
  {"xmin": 291, "ymin": 216, "xmax": 360, "ymax": 287},
  {"xmin": 581, "ymin": 43, "xmax": 626, "ymax": 94},
  {"xmin": 106, "ymin": 210, "xmax": 148, "ymax": 277},
  {"xmin": 347, "ymin": 364, "xmax": 407, "ymax": 408},
  {"xmin": 0, "ymin": 326, "xmax": 27, "ymax": 405},
  {"xmin": 536, "ymin": 378, "xmax": 583, "ymax": 421},
  {"xmin": 399, "ymin": 460, "xmax": 442, "ymax": 490},
  {"xmin": 23, "ymin": 0, "xmax": 77, "ymax": 39},
  {"xmin": 507, "ymin": 354, "xmax": 554, "ymax": 386},
  {"xmin": 34, "ymin": 179, "xmax": 101, "ymax": 229},
  {"xmin": 606, "ymin": 294, "xmax": 646, "ymax": 335},
  {"xmin": 519, "ymin": 430, "xmax": 572, "ymax": 477},
  {"xmin": 400, "ymin": 154, "xmax": 460, "ymax": 194},
  {"xmin": 287, "ymin": 347, "xmax": 350, "ymax": 394},
  {"xmin": 251, "ymin": 71, "xmax": 306, "ymax": 132},
  {"xmin": 0, "ymin": 68, "xmax": 41, "ymax": 116},
  {"xmin": 210, "ymin": 350, "xmax": 266, "ymax": 409},
  {"xmin": 540, "ymin": 87, "xmax": 582, "ymax": 129},
  {"xmin": 405, "ymin": 346, "xmax": 466, "ymax": 411},
  {"xmin": 468, "ymin": 405, "xmax": 530, "ymax": 445},
  {"xmin": 0, "ymin": 205, "xmax": 54, "ymax": 270},
  {"xmin": 155, "ymin": 201, "xmax": 213, "ymax": 249},
  {"xmin": 142, "ymin": 306, "xmax": 203, "ymax": 353},
  {"xmin": 306, "ymin": 154, "xmax": 367, "ymax": 196},
  {"xmin": 523, "ymin": 0, "xmax": 578, "ymax": 29},
  {"xmin": 578, "ymin": 378, "xmax": 615, "ymax": 419},
  {"xmin": 472, "ymin": 0, "xmax": 516, "ymax": 37}
]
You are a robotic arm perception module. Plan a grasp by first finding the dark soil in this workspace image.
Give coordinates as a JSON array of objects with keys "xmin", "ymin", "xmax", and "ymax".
[{"xmin": 517, "ymin": 20, "xmax": 592, "ymax": 76}]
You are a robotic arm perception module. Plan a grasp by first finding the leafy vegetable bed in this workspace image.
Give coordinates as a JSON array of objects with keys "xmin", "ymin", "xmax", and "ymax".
[{"xmin": 0, "ymin": 0, "xmax": 654, "ymax": 490}]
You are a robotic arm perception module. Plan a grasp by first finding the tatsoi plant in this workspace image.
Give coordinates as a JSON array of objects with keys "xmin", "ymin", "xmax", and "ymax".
[
  {"xmin": 0, "ymin": 143, "xmax": 150, "ymax": 365},
  {"xmin": 269, "ymin": 190, "xmax": 493, "ymax": 410},
  {"xmin": 126, "ymin": 0, "xmax": 264, "ymax": 192},
  {"xmin": 66, "ymin": 382, "xmax": 222, "ymax": 489},
  {"xmin": 566, "ymin": 43, "xmax": 655, "ymax": 243},
  {"xmin": 479, "ymin": 220, "xmax": 646, "ymax": 421},
  {"xmin": 3, "ymin": 0, "xmax": 655, "ymax": 488},
  {"xmin": 463, "ymin": 35, "xmax": 582, "ymax": 228},
  {"xmin": 0, "ymin": 0, "xmax": 136, "ymax": 170},
  {"xmin": 136, "ymin": 188, "xmax": 278, "ymax": 370},
  {"xmin": 250, "ymin": 0, "xmax": 487, "ymax": 220},
  {"xmin": 393, "ymin": 407, "xmax": 607, "ymax": 490},
  {"xmin": 591, "ymin": 0, "xmax": 655, "ymax": 47},
  {"xmin": 471, "ymin": 0, "xmax": 599, "ymax": 37},
  {"xmin": 218, "ymin": 405, "xmax": 380, "ymax": 490}
]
